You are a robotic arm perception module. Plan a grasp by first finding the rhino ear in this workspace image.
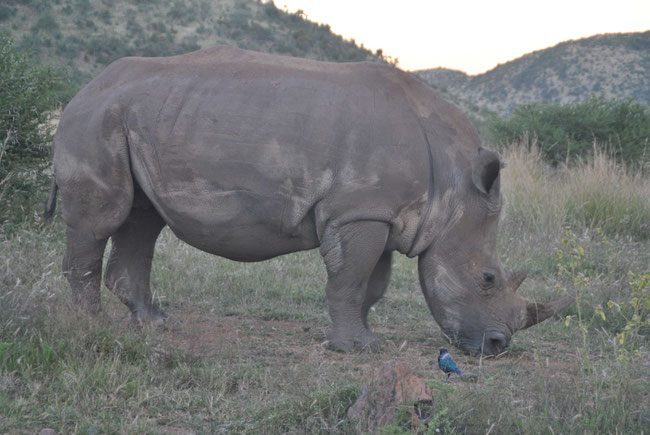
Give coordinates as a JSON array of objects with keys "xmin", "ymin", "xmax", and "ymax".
[{"xmin": 472, "ymin": 148, "xmax": 502, "ymax": 195}]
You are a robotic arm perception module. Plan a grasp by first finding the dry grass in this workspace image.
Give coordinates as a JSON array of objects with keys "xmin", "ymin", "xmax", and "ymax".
[{"xmin": 500, "ymin": 141, "xmax": 650, "ymax": 240}]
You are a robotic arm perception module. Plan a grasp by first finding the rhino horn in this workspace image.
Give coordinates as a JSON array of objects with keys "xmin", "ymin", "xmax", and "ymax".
[
  {"xmin": 518, "ymin": 295, "xmax": 575, "ymax": 330},
  {"xmin": 508, "ymin": 270, "xmax": 527, "ymax": 292}
]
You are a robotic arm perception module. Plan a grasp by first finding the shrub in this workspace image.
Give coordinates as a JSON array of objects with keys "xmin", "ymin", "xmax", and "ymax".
[
  {"xmin": 74, "ymin": 0, "xmax": 92, "ymax": 16},
  {"xmin": 607, "ymin": 271, "xmax": 650, "ymax": 361},
  {"xmin": 488, "ymin": 97, "xmax": 650, "ymax": 166},
  {"xmin": 250, "ymin": 21, "xmax": 273, "ymax": 43},
  {"xmin": 88, "ymin": 36, "xmax": 129, "ymax": 64},
  {"xmin": 0, "ymin": 5, "xmax": 16, "ymax": 22},
  {"xmin": 0, "ymin": 37, "xmax": 64, "ymax": 232},
  {"xmin": 263, "ymin": 0, "xmax": 281, "ymax": 19},
  {"xmin": 31, "ymin": 13, "xmax": 59, "ymax": 33},
  {"xmin": 97, "ymin": 8, "xmax": 111, "ymax": 24},
  {"xmin": 167, "ymin": 0, "xmax": 197, "ymax": 24}
]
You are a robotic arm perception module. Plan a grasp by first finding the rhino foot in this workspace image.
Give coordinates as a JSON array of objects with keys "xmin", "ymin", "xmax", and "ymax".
[
  {"xmin": 129, "ymin": 307, "xmax": 171, "ymax": 330},
  {"xmin": 327, "ymin": 329, "xmax": 381, "ymax": 353}
]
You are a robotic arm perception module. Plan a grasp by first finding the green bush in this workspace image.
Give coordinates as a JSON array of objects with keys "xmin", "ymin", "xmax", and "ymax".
[
  {"xmin": 0, "ymin": 36, "xmax": 64, "ymax": 232},
  {"xmin": 263, "ymin": 0, "xmax": 281, "ymax": 19},
  {"xmin": 167, "ymin": 0, "xmax": 197, "ymax": 24},
  {"xmin": 31, "ymin": 13, "xmax": 59, "ymax": 33},
  {"xmin": 74, "ymin": 0, "xmax": 92, "ymax": 16},
  {"xmin": 0, "ymin": 5, "xmax": 17, "ymax": 22},
  {"xmin": 488, "ymin": 97, "xmax": 650, "ymax": 166}
]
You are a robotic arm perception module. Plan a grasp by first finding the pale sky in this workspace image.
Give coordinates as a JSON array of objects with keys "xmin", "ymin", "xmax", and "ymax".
[{"xmin": 277, "ymin": 0, "xmax": 649, "ymax": 75}]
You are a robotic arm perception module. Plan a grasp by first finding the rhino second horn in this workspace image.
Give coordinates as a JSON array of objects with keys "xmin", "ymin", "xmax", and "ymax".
[
  {"xmin": 509, "ymin": 270, "xmax": 527, "ymax": 292},
  {"xmin": 520, "ymin": 295, "xmax": 575, "ymax": 330}
]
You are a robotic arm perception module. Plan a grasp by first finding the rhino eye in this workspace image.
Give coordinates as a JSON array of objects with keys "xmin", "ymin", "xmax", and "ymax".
[{"xmin": 482, "ymin": 272, "xmax": 495, "ymax": 286}]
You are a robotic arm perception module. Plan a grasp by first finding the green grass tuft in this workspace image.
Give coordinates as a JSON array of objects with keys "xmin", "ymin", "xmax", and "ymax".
[{"xmin": 236, "ymin": 384, "xmax": 360, "ymax": 433}]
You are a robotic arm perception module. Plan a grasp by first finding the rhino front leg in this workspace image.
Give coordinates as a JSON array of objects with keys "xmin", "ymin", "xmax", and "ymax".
[
  {"xmin": 361, "ymin": 251, "xmax": 392, "ymax": 329},
  {"xmin": 320, "ymin": 221, "xmax": 390, "ymax": 352},
  {"xmin": 104, "ymin": 205, "xmax": 167, "ymax": 327},
  {"xmin": 63, "ymin": 226, "xmax": 109, "ymax": 315}
]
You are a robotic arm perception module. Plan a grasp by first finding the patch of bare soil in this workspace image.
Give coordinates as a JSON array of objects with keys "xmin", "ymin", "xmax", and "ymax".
[
  {"xmin": 158, "ymin": 307, "xmax": 577, "ymax": 387},
  {"xmin": 78, "ymin": 297, "xmax": 581, "ymax": 389}
]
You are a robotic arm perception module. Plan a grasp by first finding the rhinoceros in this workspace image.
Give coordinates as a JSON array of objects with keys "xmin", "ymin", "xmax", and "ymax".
[{"xmin": 47, "ymin": 46, "xmax": 572, "ymax": 355}]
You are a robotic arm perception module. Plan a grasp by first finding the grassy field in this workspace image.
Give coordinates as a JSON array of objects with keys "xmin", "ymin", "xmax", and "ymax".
[{"xmin": 1, "ymin": 145, "xmax": 649, "ymax": 433}]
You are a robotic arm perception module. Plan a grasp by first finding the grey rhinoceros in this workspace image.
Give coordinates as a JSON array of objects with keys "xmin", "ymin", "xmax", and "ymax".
[{"xmin": 47, "ymin": 46, "xmax": 572, "ymax": 355}]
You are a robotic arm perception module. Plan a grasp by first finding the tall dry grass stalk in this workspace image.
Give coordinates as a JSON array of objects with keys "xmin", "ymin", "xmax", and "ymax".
[
  {"xmin": 500, "ymin": 141, "xmax": 650, "ymax": 240},
  {"xmin": 500, "ymin": 142, "xmax": 566, "ymax": 236},
  {"xmin": 566, "ymin": 150, "xmax": 650, "ymax": 238}
]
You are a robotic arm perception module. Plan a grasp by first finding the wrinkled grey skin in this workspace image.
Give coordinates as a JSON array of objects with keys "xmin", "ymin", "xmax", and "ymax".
[{"xmin": 50, "ymin": 47, "xmax": 572, "ymax": 355}]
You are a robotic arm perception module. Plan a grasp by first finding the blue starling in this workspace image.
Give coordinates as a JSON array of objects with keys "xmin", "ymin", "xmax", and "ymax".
[{"xmin": 438, "ymin": 348, "xmax": 462, "ymax": 379}]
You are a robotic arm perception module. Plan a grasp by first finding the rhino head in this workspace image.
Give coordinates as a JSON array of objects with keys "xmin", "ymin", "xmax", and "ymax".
[{"xmin": 416, "ymin": 148, "xmax": 573, "ymax": 355}]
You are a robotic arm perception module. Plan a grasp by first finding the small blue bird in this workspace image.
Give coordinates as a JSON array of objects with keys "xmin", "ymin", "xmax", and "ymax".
[{"xmin": 438, "ymin": 348, "xmax": 462, "ymax": 379}]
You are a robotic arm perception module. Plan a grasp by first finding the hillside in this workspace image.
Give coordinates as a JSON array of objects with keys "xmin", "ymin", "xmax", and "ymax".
[
  {"xmin": 0, "ymin": 0, "xmax": 387, "ymax": 86},
  {"xmin": 415, "ymin": 32, "xmax": 650, "ymax": 115}
]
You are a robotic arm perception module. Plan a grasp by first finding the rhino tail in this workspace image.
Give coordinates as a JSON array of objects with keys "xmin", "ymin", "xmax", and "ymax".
[{"xmin": 43, "ymin": 177, "xmax": 58, "ymax": 220}]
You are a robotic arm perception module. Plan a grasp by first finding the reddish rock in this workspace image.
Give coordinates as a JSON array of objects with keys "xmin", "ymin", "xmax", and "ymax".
[{"xmin": 347, "ymin": 361, "xmax": 434, "ymax": 432}]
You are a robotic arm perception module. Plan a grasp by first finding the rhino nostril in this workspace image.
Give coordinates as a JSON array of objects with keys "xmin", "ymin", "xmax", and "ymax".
[
  {"xmin": 485, "ymin": 332, "xmax": 508, "ymax": 353},
  {"xmin": 490, "ymin": 337, "xmax": 504, "ymax": 348}
]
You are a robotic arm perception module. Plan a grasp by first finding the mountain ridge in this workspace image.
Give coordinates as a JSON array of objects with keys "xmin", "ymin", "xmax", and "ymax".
[{"xmin": 415, "ymin": 31, "xmax": 649, "ymax": 115}]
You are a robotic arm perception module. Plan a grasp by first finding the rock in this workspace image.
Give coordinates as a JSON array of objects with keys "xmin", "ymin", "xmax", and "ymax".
[
  {"xmin": 39, "ymin": 429, "xmax": 56, "ymax": 435},
  {"xmin": 347, "ymin": 361, "xmax": 434, "ymax": 433}
]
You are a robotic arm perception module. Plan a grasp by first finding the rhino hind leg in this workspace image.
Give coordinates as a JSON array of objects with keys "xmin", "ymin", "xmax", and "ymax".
[
  {"xmin": 63, "ymin": 226, "xmax": 109, "ymax": 315},
  {"xmin": 361, "ymin": 251, "xmax": 393, "ymax": 329},
  {"xmin": 104, "ymin": 203, "xmax": 167, "ymax": 327},
  {"xmin": 320, "ymin": 221, "xmax": 390, "ymax": 352}
]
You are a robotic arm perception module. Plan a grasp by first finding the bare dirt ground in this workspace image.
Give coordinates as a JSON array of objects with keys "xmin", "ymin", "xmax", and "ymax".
[{"xmin": 155, "ymin": 305, "xmax": 577, "ymax": 391}]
